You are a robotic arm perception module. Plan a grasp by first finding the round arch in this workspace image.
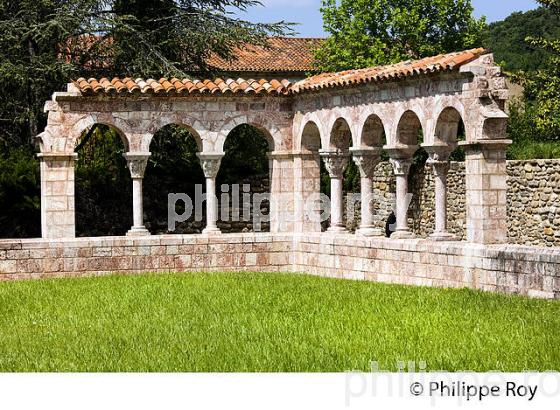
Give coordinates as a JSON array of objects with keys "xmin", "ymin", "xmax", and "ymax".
[
  {"xmin": 395, "ymin": 110, "xmax": 423, "ymax": 146},
  {"xmin": 328, "ymin": 117, "xmax": 353, "ymax": 151},
  {"xmin": 359, "ymin": 113, "xmax": 386, "ymax": 148},
  {"xmin": 300, "ymin": 121, "xmax": 322, "ymax": 152},
  {"xmin": 74, "ymin": 123, "xmax": 132, "ymax": 237},
  {"xmin": 216, "ymin": 116, "xmax": 278, "ymax": 153},
  {"xmin": 433, "ymin": 107, "xmax": 464, "ymax": 145}
]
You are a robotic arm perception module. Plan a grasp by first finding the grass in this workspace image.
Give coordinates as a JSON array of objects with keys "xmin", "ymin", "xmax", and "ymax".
[{"xmin": 0, "ymin": 272, "xmax": 558, "ymax": 372}]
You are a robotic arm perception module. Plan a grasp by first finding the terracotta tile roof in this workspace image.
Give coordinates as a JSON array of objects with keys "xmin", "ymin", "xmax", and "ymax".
[
  {"xmin": 74, "ymin": 77, "xmax": 293, "ymax": 95},
  {"xmin": 291, "ymin": 48, "xmax": 487, "ymax": 93},
  {"xmin": 207, "ymin": 37, "xmax": 323, "ymax": 73},
  {"xmin": 73, "ymin": 49, "xmax": 487, "ymax": 97}
]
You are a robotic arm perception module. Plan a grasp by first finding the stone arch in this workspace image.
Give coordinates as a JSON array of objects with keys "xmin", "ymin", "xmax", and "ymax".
[
  {"xmin": 145, "ymin": 115, "xmax": 206, "ymax": 152},
  {"xmin": 395, "ymin": 110, "xmax": 423, "ymax": 146},
  {"xmin": 147, "ymin": 122, "xmax": 203, "ymax": 152},
  {"xmin": 358, "ymin": 113, "xmax": 386, "ymax": 148},
  {"xmin": 295, "ymin": 112, "xmax": 323, "ymax": 151},
  {"xmin": 300, "ymin": 121, "xmax": 322, "ymax": 152},
  {"xmin": 74, "ymin": 122, "xmax": 132, "ymax": 237},
  {"xmin": 145, "ymin": 123, "xmax": 205, "ymax": 235},
  {"xmin": 218, "ymin": 122, "xmax": 273, "ymax": 233},
  {"xmin": 216, "ymin": 115, "xmax": 278, "ymax": 153},
  {"xmin": 71, "ymin": 115, "xmax": 131, "ymax": 153},
  {"xmin": 74, "ymin": 122, "xmax": 130, "ymax": 153},
  {"xmin": 328, "ymin": 117, "xmax": 353, "ymax": 151},
  {"xmin": 433, "ymin": 107, "xmax": 464, "ymax": 146}
]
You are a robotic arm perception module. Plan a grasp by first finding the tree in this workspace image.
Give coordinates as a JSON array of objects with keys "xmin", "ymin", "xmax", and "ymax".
[
  {"xmin": 0, "ymin": 0, "xmax": 291, "ymax": 238},
  {"xmin": 506, "ymin": 0, "xmax": 560, "ymax": 154},
  {"xmin": 316, "ymin": 0, "xmax": 485, "ymax": 72},
  {"xmin": 483, "ymin": 7, "xmax": 560, "ymax": 72},
  {"xmin": 0, "ymin": 0, "xmax": 291, "ymax": 148},
  {"xmin": 519, "ymin": 0, "xmax": 560, "ymax": 142}
]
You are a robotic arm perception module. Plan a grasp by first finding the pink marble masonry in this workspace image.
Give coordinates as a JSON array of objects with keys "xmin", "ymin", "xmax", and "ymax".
[{"xmin": 0, "ymin": 233, "xmax": 558, "ymax": 299}]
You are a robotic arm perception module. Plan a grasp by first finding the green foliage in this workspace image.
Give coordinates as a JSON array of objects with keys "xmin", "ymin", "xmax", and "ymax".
[
  {"xmin": 75, "ymin": 125, "xmax": 132, "ymax": 236},
  {"xmin": 506, "ymin": 99, "xmax": 560, "ymax": 160},
  {"xmin": 144, "ymin": 125, "xmax": 204, "ymax": 234},
  {"xmin": 218, "ymin": 125, "xmax": 270, "ymax": 185},
  {"xmin": 0, "ymin": 0, "xmax": 291, "ymax": 148},
  {"xmin": 0, "ymin": 272, "xmax": 558, "ymax": 371},
  {"xmin": 483, "ymin": 7, "xmax": 560, "ymax": 72},
  {"xmin": 506, "ymin": 0, "xmax": 560, "ymax": 155},
  {"xmin": 0, "ymin": 0, "xmax": 291, "ymax": 238},
  {"xmin": 0, "ymin": 147, "xmax": 41, "ymax": 238},
  {"xmin": 316, "ymin": 0, "xmax": 484, "ymax": 71}
]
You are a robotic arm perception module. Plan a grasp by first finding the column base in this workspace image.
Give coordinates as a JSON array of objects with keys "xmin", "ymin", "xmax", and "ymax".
[
  {"xmin": 356, "ymin": 227, "xmax": 383, "ymax": 237},
  {"xmin": 202, "ymin": 227, "xmax": 222, "ymax": 235},
  {"xmin": 391, "ymin": 230, "xmax": 416, "ymax": 239},
  {"xmin": 429, "ymin": 232, "xmax": 459, "ymax": 242},
  {"xmin": 126, "ymin": 227, "xmax": 151, "ymax": 237},
  {"xmin": 327, "ymin": 226, "xmax": 348, "ymax": 233}
]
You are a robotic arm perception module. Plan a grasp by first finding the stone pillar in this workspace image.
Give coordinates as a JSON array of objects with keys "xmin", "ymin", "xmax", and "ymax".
[
  {"xmin": 268, "ymin": 151, "xmax": 296, "ymax": 233},
  {"xmin": 38, "ymin": 153, "xmax": 78, "ymax": 239},
  {"xmin": 351, "ymin": 148, "xmax": 383, "ymax": 237},
  {"xmin": 197, "ymin": 153, "xmax": 223, "ymax": 235},
  {"xmin": 461, "ymin": 140, "xmax": 511, "ymax": 244},
  {"xmin": 320, "ymin": 150, "xmax": 349, "ymax": 233},
  {"xmin": 292, "ymin": 151, "xmax": 322, "ymax": 233},
  {"xmin": 124, "ymin": 153, "xmax": 151, "ymax": 237},
  {"xmin": 424, "ymin": 146, "xmax": 458, "ymax": 241},
  {"xmin": 388, "ymin": 157, "xmax": 415, "ymax": 239}
]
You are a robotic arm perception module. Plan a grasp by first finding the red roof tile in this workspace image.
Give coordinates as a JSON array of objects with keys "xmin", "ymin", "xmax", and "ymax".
[
  {"xmin": 74, "ymin": 77, "xmax": 293, "ymax": 95},
  {"xmin": 207, "ymin": 37, "xmax": 323, "ymax": 73},
  {"xmin": 291, "ymin": 48, "xmax": 487, "ymax": 93},
  {"xmin": 73, "ymin": 49, "xmax": 488, "ymax": 97}
]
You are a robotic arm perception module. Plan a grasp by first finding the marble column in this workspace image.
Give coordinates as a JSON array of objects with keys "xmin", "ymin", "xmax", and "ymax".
[
  {"xmin": 351, "ymin": 148, "xmax": 383, "ymax": 237},
  {"xmin": 124, "ymin": 153, "xmax": 151, "ymax": 237},
  {"xmin": 197, "ymin": 153, "xmax": 223, "ymax": 235},
  {"xmin": 320, "ymin": 150, "xmax": 349, "ymax": 233},
  {"xmin": 426, "ymin": 149, "xmax": 458, "ymax": 241},
  {"xmin": 388, "ymin": 157, "xmax": 415, "ymax": 239}
]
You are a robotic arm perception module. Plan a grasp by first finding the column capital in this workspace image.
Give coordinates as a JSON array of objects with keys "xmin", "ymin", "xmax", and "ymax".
[
  {"xmin": 319, "ymin": 149, "xmax": 349, "ymax": 178},
  {"xmin": 197, "ymin": 152, "xmax": 224, "ymax": 179},
  {"xmin": 124, "ymin": 153, "xmax": 151, "ymax": 179},
  {"xmin": 389, "ymin": 157, "xmax": 412, "ymax": 176},
  {"xmin": 351, "ymin": 148, "xmax": 382, "ymax": 179}
]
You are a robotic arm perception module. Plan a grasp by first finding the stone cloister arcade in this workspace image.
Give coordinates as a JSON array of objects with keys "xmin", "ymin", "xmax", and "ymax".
[
  {"xmin": 38, "ymin": 49, "xmax": 510, "ymax": 245},
  {"xmin": 2, "ymin": 49, "xmax": 556, "ymax": 299}
]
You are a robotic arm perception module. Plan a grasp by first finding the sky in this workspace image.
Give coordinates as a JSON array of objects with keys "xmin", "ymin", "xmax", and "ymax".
[{"xmin": 237, "ymin": 0, "xmax": 541, "ymax": 38}]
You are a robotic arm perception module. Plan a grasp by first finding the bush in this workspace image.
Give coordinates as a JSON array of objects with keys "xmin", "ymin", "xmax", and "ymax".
[
  {"xmin": 507, "ymin": 99, "xmax": 560, "ymax": 160},
  {"xmin": 0, "ymin": 147, "xmax": 40, "ymax": 238}
]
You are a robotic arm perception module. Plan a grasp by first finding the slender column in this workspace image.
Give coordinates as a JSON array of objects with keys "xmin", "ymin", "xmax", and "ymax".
[
  {"xmin": 197, "ymin": 153, "xmax": 223, "ymax": 235},
  {"xmin": 389, "ymin": 157, "xmax": 415, "ymax": 239},
  {"xmin": 351, "ymin": 149, "xmax": 383, "ymax": 236},
  {"xmin": 124, "ymin": 153, "xmax": 151, "ymax": 237},
  {"xmin": 320, "ymin": 150, "xmax": 349, "ymax": 233},
  {"xmin": 426, "ymin": 149, "xmax": 458, "ymax": 241}
]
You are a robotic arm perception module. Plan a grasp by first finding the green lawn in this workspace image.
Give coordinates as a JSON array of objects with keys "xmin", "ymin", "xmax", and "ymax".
[{"xmin": 0, "ymin": 272, "xmax": 558, "ymax": 372}]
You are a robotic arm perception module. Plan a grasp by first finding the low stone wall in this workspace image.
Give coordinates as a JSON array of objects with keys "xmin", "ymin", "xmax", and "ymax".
[
  {"xmin": 0, "ymin": 234, "xmax": 293, "ymax": 280},
  {"xmin": 293, "ymin": 234, "xmax": 560, "ymax": 299},
  {"xmin": 0, "ymin": 233, "xmax": 558, "ymax": 299}
]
